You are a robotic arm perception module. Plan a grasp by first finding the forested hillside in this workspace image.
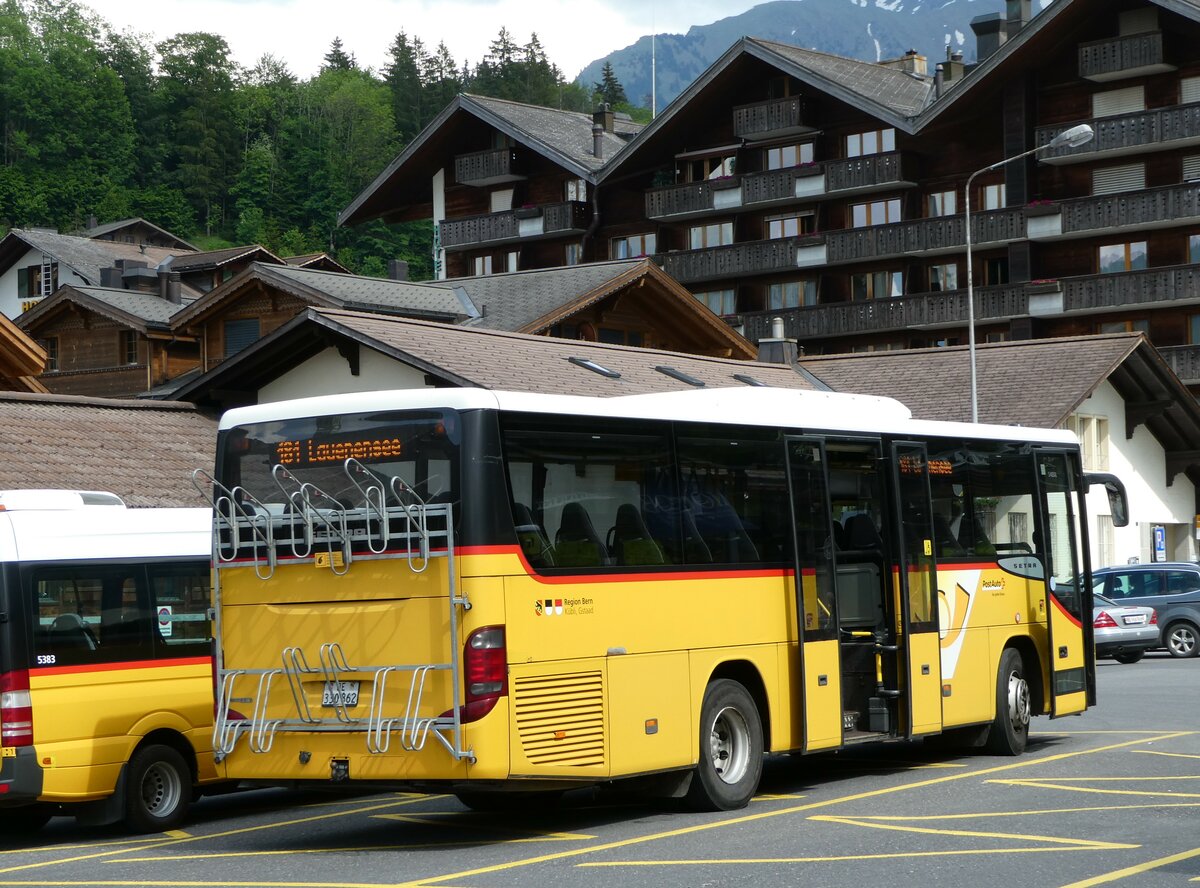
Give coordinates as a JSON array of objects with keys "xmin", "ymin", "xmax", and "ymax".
[{"xmin": 0, "ymin": 0, "xmax": 615, "ymax": 279}]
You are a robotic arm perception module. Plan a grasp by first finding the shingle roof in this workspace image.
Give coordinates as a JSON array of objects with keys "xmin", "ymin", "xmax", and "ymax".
[
  {"xmin": 799, "ymin": 334, "xmax": 1144, "ymax": 427},
  {"xmin": 83, "ymin": 217, "xmax": 197, "ymax": 251},
  {"xmin": 3, "ymin": 229, "xmax": 185, "ymax": 286},
  {"xmin": 465, "ymin": 95, "xmax": 632, "ymax": 172},
  {"xmin": 751, "ymin": 39, "xmax": 934, "ymax": 119},
  {"xmin": 16, "ymin": 285, "xmax": 182, "ymax": 334},
  {"xmin": 0, "ymin": 391, "xmax": 216, "ymax": 507},
  {"xmin": 73, "ymin": 286, "xmax": 178, "ymax": 326},
  {"xmin": 165, "ymin": 244, "xmax": 282, "ymax": 272}
]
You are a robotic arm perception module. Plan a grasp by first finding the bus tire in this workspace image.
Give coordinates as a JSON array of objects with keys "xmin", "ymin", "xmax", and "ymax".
[
  {"xmin": 686, "ymin": 678, "xmax": 763, "ymax": 811},
  {"xmin": 123, "ymin": 744, "xmax": 192, "ymax": 833},
  {"xmin": 986, "ymin": 648, "xmax": 1030, "ymax": 756}
]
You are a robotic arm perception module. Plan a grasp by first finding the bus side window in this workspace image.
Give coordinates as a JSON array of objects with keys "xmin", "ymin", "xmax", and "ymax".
[{"xmin": 148, "ymin": 563, "xmax": 212, "ymax": 654}]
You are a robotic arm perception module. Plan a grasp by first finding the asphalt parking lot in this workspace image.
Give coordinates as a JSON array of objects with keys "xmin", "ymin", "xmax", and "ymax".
[{"xmin": 2, "ymin": 654, "xmax": 1197, "ymax": 888}]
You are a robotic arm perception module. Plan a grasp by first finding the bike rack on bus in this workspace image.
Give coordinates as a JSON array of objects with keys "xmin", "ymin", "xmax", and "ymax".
[{"xmin": 192, "ymin": 469, "xmax": 276, "ymax": 580}]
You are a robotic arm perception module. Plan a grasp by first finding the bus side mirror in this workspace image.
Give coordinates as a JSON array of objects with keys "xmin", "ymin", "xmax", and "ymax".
[{"xmin": 1084, "ymin": 472, "xmax": 1129, "ymax": 528}]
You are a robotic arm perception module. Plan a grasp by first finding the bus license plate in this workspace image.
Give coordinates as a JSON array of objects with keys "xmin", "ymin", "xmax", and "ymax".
[
  {"xmin": 322, "ymin": 681, "xmax": 360, "ymax": 707},
  {"xmin": 1123, "ymin": 614, "xmax": 1147, "ymax": 625}
]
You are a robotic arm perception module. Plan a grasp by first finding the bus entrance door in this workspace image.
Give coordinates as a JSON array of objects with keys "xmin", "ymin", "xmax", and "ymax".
[
  {"xmin": 785, "ymin": 437, "xmax": 843, "ymax": 751},
  {"xmin": 890, "ymin": 442, "xmax": 944, "ymax": 738}
]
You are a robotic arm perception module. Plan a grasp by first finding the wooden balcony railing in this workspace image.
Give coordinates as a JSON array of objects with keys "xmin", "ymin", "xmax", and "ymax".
[
  {"xmin": 1062, "ymin": 263, "xmax": 1200, "ymax": 312},
  {"xmin": 439, "ymin": 201, "xmax": 589, "ymax": 250},
  {"xmin": 654, "ymin": 238, "xmax": 804, "ymax": 284},
  {"xmin": 1059, "ymin": 183, "xmax": 1200, "ymax": 235},
  {"xmin": 1036, "ymin": 102, "xmax": 1200, "ymax": 161},
  {"xmin": 645, "ymin": 182, "xmax": 715, "ymax": 219},
  {"xmin": 1158, "ymin": 344, "xmax": 1200, "ymax": 383},
  {"xmin": 825, "ymin": 208, "xmax": 1024, "ymax": 263},
  {"xmin": 824, "ymin": 152, "xmax": 906, "ymax": 192},
  {"xmin": 740, "ymin": 284, "xmax": 1028, "ymax": 342},
  {"xmin": 1078, "ymin": 30, "xmax": 1166, "ymax": 81},
  {"xmin": 454, "ymin": 147, "xmax": 523, "ymax": 185},
  {"xmin": 733, "ymin": 97, "xmax": 804, "ymax": 139}
]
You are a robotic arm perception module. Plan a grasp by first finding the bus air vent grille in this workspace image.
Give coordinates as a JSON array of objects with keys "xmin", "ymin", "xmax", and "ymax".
[{"xmin": 513, "ymin": 670, "xmax": 605, "ymax": 767}]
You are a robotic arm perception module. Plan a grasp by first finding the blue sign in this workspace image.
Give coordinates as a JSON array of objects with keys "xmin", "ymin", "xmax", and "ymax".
[{"xmin": 1153, "ymin": 525, "xmax": 1166, "ymax": 562}]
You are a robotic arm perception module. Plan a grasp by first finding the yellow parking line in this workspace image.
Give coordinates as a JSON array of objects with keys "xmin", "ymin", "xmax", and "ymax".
[
  {"xmin": 830, "ymin": 802, "xmax": 1200, "ymax": 820},
  {"xmin": 375, "ymin": 814, "xmax": 594, "ymax": 841},
  {"xmin": 578, "ymin": 847, "xmax": 1113, "ymax": 866},
  {"xmin": 809, "ymin": 814, "xmax": 1135, "ymax": 849},
  {"xmin": 1059, "ymin": 846, "xmax": 1200, "ymax": 887},
  {"xmin": 990, "ymin": 778, "xmax": 1200, "ymax": 799},
  {"xmin": 1132, "ymin": 750, "xmax": 1200, "ymax": 761}
]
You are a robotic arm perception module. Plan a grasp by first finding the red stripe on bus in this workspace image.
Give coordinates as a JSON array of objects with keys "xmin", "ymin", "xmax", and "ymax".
[
  {"xmin": 1050, "ymin": 592, "xmax": 1083, "ymax": 628},
  {"xmin": 32, "ymin": 656, "xmax": 211, "ymax": 677}
]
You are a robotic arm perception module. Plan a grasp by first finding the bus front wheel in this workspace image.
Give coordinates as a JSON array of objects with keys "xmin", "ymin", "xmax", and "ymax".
[
  {"xmin": 986, "ymin": 648, "xmax": 1030, "ymax": 756},
  {"xmin": 686, "ymin": 679, "xmax": 763, "ymax": 811},
  {"xmin": 123, "ymin": 744, "xmax": 192, "ymax": 833}
]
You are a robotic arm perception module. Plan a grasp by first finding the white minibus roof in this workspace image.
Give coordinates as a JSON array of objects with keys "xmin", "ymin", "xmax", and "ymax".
[{"xmin": 0, "ymin": 489, "xmax": 127, "ymax": 511}]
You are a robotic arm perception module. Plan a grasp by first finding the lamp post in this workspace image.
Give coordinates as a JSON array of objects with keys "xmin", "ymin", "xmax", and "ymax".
[{"xmin": 964, "ymin": 122, "xmax": 1094, "ymax": 423}]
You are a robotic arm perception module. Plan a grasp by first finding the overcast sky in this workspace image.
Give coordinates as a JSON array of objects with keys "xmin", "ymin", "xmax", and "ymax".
[{"xmin": 83, "ymin": 0, "xmax": 758, "ymax": 81}]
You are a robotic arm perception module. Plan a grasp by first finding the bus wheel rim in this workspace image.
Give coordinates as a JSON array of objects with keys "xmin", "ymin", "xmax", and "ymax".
[
  {"xmin": 1006, "ymin": 672, "xmax": 1031, "ymax": 727},
  {"xmin": 708, "ymin": 706, "xmax": 750, "ymax": 784},
  {"xmin": 142, "ymin": 761, "xmax": 183, "ymax": 816}
]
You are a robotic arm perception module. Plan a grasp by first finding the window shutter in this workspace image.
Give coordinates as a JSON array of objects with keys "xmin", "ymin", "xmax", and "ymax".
[
  {"xmin": 1183, "ymin": 77, "xmax": 1200, "ymax": 106},
  {"xmin": 1096, "ymin": 417, "xmax": 1110, "ymax": 471},
  {"xmin": 223, "ymin": 318, "xmax": 260, "ymax": 357},
  {"xmin": 1092, "ymin": 85, "xmax": 1145, "ymax": 118},
  {"xmin": 1092, "ymin": 162, "xmax": 1145, "ymax": 195},
  {"xmin": 17, "ymin": 267, "xmax": 29, "ymax": 299},
  {"xmin": 1184, "ymin": 155, "xmax": 1200, "ymax": 182}
]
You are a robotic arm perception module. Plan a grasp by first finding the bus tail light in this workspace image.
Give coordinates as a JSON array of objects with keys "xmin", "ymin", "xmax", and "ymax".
[
  {"xmin": 0, "ymin": 669, "xmax": 33, "ymax": 747},
  {"xmin": 448, "ymin": 626, "xmax": 507, "ymax": 724}
]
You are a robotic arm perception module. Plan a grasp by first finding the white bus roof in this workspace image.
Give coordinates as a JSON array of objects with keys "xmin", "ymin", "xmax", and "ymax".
[
  {"xmin": 0, "ymin": 504, "xmax": 211, "ymax": 563},
  {"xmin": 218, "ymin": 387, "xmax": 1077, "ymax": 447},
  {"xmin": 0, "ymin": 489, "xmax": 127, "ymax": 511}
]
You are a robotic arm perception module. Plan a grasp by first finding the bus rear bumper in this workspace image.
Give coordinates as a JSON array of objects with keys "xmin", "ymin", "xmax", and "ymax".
[{"xmin": 0, "ymin": 747, "xmax": 44, "ymax": 805}]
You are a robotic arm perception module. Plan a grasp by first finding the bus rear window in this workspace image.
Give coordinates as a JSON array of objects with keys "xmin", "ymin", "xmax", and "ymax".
[{"xmin": 220, "ymin": 409, "xmax": 460, "ymax": 513}]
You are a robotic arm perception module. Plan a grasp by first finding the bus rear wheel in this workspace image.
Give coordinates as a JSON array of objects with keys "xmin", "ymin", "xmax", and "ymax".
[
  {"xmin": 123, "ymin": 744, "xmax": 192, "ymax": 833},
  {"xmin": 686, "ymin": 678, "xmax": 763, "ymax": 811},
  {"xmin": 986, "ymin": 648, "xmax": 1030, "ymax": 756}
]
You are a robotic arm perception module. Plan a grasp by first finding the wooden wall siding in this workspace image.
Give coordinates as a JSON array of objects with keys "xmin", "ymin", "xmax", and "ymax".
[
  {"xmin": 825, "ymin": 208, "xmax": 1025, "ymax": 263},
  {"xmin": 202, "ymin": 289, "xmax": 309, "ymax": 369},
  {"xmin": 1059, "ymin": 182, "xmax": 1200, "ymax": 234},
  {"xmin": 40, "ymin": 314, "xmax": 128, "ymax": 372},
  {"xmin": 656, "ymin": 237, "xmax": 801, "ymax": 283},
  {"xmin": 1158, "ymin": 344, "xmax": 1200, "ymax": 382},
  {"xmin": 741, "ymin": 283, "xmax": 1028, "ymax": 341},
  {"xmin": 41, "ymin": 366, "xmax": 145, "ymax": 398},
  {"xmin": 733, "ymin": 96, "xmax": 804, "ymax": 139},
  {"xmin": 1063, "ymin": 263, "xmax": 1200, "ymax": 311},
  {"xmin": 439, "ymin": 201, "xmax": 589, "ymax": 250},
  {"xmin": 1037, "ymin": 102, "xmax": 1200, "ymax": 160},
  {"xmin": 1078, "ymin": 30, "xmax": 1165, "ymax": 80},
  {"xmin": 454, "ymin": 147, "xmax": 522, "ymax": 185}
]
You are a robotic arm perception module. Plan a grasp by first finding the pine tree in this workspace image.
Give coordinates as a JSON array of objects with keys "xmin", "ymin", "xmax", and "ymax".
[
  {"xmin": 594, "ymin": 61, "xmax": 627, "ymax": 106},
  {"xmin": 322, "ymin": 36, "xmax": 355, "ymax": 72}
]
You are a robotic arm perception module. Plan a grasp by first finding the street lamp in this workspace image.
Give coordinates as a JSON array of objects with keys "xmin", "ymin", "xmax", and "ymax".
[{"xmin": 964, "ymin": 122, "xmax": 1094, "ymax": 422}]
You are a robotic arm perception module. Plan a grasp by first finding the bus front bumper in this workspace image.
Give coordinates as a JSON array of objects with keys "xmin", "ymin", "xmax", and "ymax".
[{"xmin": 0, "ymin": 747, "xmax": 44, "ymax": 805}]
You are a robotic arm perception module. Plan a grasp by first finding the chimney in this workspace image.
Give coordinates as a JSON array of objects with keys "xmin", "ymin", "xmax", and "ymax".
[
  {"xmin": 592, "ymin": 103, "xmax": 614, "ymax": 133},
  {"xmin": 387, "ymin": 259, "xmax": 409, "ymax": 281},
  {"xmin": 100, "ymin": 266, "xmax": 123, "ymax": 288},
  {"xmin": 166, "ymin": 271, "xmax": 181, "ymax": 304},
  {"xmin": 592, "ymin": 123, "xmax": 605, "ymax": 160},
  {"xmin": 158, "ymin": 268, "xmax": 170, "ymax": 299},
  {"xmin": 935, "ymin": 63, "xmax": 945, "ymax": 98},
  {"xmin": 756, "ymin": 317, "xmax": 800, "ymax": 365},
  {"xmin": 971, "ymin": 13, "xmax": 1008, "ymax": 60},
  {"xmin": 1006, "ymin": 0, "xmax": 1031, "ymax": 34}
]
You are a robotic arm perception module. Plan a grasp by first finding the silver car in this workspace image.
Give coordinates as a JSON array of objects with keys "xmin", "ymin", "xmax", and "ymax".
[{"xmin": 1093, "ymin": 593, "xmax": 1158, "ymax": 664}]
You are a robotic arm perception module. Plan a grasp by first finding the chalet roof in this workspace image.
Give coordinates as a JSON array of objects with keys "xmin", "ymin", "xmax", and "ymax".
[
  {"xmin": 18, "ymin": 285, "xmax": 181, "ymax": 334},
  {"xmin": 0, "ymin": 313, "xmax": 47, "ymax": 392},
  {"xmin": 164, "ymin": 244, "xmax": 283, "ymax": 272},
  {"xmin": 0, "ymin": 229, "xmax": 185, "ymax": 288},
  {"xmin": 339, "ymin": 93, "xmax": 635, "ymax": 226},
  {"xmin": 799, "ymin": 333, "xmax": 1200, "ymax": 483},
  {"xmin": 172, "ymin": 306, "xmax": 823, "ymax": 411},
  {"xmin": 0, "ymin": 391, "xmax": 216, "ymax": 507},
  {"xmin": 169, "ymin": 262, "xmax": 474, "ymax": 330},
  {"xmin": 83, "ymin": 217, "xmax": 197, "ymax": 251},
  {"xmin": 284, "ymin": 252, "xmax": 351, "ymax": 273}
]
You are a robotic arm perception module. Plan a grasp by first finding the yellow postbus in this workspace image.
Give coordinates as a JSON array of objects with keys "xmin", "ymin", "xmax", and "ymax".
[
  {"xmin": 205, "ymin": 387, "xmax": 1126, "ymax": 810},
  {"xmin": 0, "ymin": 490, "xmax": 217, "ymax": 832}
]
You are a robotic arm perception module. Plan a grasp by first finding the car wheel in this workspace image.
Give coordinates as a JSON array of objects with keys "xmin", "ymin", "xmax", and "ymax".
[
  {"xmin": 685, "ymin": 678, "xmax": 763, "ymax": 811},
  {"xmin": 123, "ymin": 744, "xmax": 192, "ymax": 833},
  {"xmin": 1113, "ymin": 651, "xmax": 1144, "ymax": 664},
  {"xmin": 1165, "ymin": 621, "xmax": 1199, "ymax": 658},
  {"xmin": 986, "ymin": 648, "xmax": 1030, "ymax": 756}
]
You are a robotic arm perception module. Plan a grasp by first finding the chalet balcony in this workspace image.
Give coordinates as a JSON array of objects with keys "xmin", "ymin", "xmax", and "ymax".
[
  {"xmin": 1078, "ymin": 31, "xmax": 1174, "ymax": 82},
  {"xmin": 454, "ymin": 147, "xmax": 525, "ymax": 186},
  {"xmin": 1026, "ymin": 183, "xmax": 1200, "ymax": 240},
  {"xmin": 439, "ymin": 201, "xmax": 590, "ymax": 251},
  {"xmin": 654, "ymin": 237, "xmax": 806, "ymax": 284},
  {"xmin": 1059, "ymin": 263, "xmax": 1200, "ymax": 313},
  {"xmin": 733, "ymin": 97, "xmax": 811, "ymax": 140},
  {"xmin": 1158, "ymin": 344, "xmax": 1200, "ymax": 384},
  {"xmin": 824, "ymin": 208, "xmax": 1025, "ymax": 264},
  {"xmin": 644, "ymin": 152, "xmax": 913, "ymax": 221},
  {"xmin": 1036, "ymin": 102, "xmax": 1200, "ymax": 164},
  {"xmin": 740, "ymin": 284, "xmax": 1029, "ymax": 342}
]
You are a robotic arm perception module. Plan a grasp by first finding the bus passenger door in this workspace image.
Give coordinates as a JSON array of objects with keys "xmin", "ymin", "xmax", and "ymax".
[
  {"xmin": 889, "ymin": 443, "xmax": 943, "ymax": 738},
  {"xmin": 784, "ymin": 437, "xmax": 843, "ymax": 751},
  {"xmin": 1035, "ymin": 451, "xmax": 1090, "ymax": 717}
]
